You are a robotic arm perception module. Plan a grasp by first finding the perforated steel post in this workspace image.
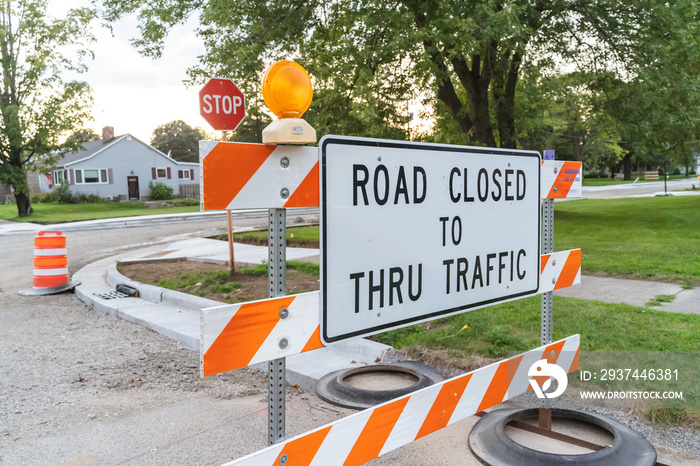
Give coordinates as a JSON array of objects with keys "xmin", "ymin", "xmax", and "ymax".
[
  {"xmin": 541, "ymin": 198, "xmax": 554, "ymax": 346},
  {"xmin": 268, "ymin": 208, "xmax": 286, "ymax": 445}
]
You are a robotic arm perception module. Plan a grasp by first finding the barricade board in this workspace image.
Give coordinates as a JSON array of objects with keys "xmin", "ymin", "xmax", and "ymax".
[
  {"xmin": 199, "ymin": 141, "xmax": 319, "ymax": 210},
  {"xmin": 224, "ymin": 334, "xmax": 581, "ymax": 466},
  {"xmin": 201, "ymin": 249, "xmax": 581, "ymax": 376},
  {"xmin": 198, "ymin": 141, "xmax": 581, "ymax": 212}
]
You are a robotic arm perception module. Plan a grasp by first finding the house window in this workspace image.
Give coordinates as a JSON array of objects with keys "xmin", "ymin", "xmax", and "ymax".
[
  {"xmin": 178, "ymin": 169, "xmax": 190, "ymax": 180},
  {"xmin": 156, "ymin": 168, "xmax": 167, "ymax": 178},
  {"xmin": 54, "ymin": 170, "xmax": 66, "ymax": 184},
  {"xmin": 75, "ymin": 168, "xmax": 108, "ymax": 184},
  {"xmin": 84, "ymin": 169, "xmax": 99, "ymax": 183}
]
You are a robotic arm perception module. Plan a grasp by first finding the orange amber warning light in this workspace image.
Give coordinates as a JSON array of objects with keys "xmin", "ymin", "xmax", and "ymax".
[
  {"xmin": 262, "ymin": 60, "xmax": 313, "ymax": 118},
  {"xmin": 261, "ymin": 60, "xmax": 316, "ymax": 144}
]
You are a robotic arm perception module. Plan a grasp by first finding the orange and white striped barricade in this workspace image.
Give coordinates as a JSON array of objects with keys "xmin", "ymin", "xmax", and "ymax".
[
  {"xmin": 201, "ymin": 144, "xmax": 584, "ymax": 211},
  {"xmin": 200, "ymin": 141, "xmax": 319, "ymax": 210},
  {"xmin": 222, "ymin": 335, "xmax": 580, "ymax": 466},
  {"xmin": 19, "ymin": 231, "xmax": 80, "ymax": 296},
  {"xmin": 200, "ymin": 250, "xmax": 581, "ymax": 377},
  {"xmin": 539, "ymin": 249, "xmax": 582, "ymax": 292},
  {"xmin": 541, "ymin": 160, "xmax": 583, "ymax": 199},
  {"xmin": 198, "ymin": 137, "xmax": 587, "ymax": 463}
]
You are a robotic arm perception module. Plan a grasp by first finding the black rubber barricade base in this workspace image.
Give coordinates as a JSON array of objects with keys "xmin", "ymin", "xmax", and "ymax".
[
  {"xmin": 468, "ymin": 408, "xmax": 657, "ymax": 466},
  {"xmin": 19, "ymin": 280, "xmax": 80, "ymax": 296},
  {"xmin": 315, "ymin": 361, "xmax": 444, "ymax": 410}
]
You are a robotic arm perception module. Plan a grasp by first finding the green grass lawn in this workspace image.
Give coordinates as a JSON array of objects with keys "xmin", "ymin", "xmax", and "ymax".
[
  {"xmin": 374, "ymin": 288, "xmax": 700, "ymax": 426},
  {"xmin": 555, "ymin": 196, "xmax": 700, "ymax": 286},
  {"xmin": 227, "ymin": 196, "xmax": 700, "ymax": 285},
  {"xmin": 375, "ymin": 295, "xmax": 700, "ymax": 355},
  {"xmin": 224, "ymin": 225, "xmax": 320, "ymax": 248},
  {"xmin": 0, "ymin": 202, "xmax": 199, "ymax": 224}
]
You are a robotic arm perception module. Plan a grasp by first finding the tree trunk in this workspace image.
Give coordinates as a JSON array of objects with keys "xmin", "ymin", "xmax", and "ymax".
[
  {"xmin": 573, "ymin": 132, "xmax": 584, "ymax": 161},
  {"xmin": 493, "ymin": 51, "xmax": 522, "ymax": 149},
  {"xmin": 469, "ymin": 88, "xmax": 496, "ymax": 147},
  {"xmin": 622, "ymin": 152, "xmax": 633, "ymax": 181},
  {"xmin": 15, "ymin": 191, "xmax": 33, "ymax": 217},
  {"xmin": 452, "ymin": 55, "xmax": 496, "ymax": 147}
]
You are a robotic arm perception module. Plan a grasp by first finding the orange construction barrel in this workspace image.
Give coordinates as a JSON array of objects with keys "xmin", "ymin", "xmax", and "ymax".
[{"xmin": 19, "ymin": 231, "xmax": 80, "ymax": 296}]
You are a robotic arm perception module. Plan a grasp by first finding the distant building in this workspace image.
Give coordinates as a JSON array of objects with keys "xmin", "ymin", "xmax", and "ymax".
[{"xmin": 38, "ymin": 126, "xmax": 200, "ymax": 200}]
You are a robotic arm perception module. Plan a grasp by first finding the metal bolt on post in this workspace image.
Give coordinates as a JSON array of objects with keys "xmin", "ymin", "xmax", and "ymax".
[{"xmin": 268, "ymin": 208, "xmax": 286, "ymax": 445}]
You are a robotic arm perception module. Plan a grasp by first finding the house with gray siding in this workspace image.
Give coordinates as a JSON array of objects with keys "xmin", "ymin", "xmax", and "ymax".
[{"xmin": 38, "ymin": 127, "xmax": 200, "ymax": 200}]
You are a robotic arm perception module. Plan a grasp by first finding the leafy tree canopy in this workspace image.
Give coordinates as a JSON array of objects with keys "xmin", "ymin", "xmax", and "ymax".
[
  {"xmin": 66, "ymin": 128, "xmax": 101, "ymax": 144},
  {"xmin": 0, "ymin": 0, "xmax": 95, "ymax": 216},
  {"xmin": 102, "ymin": 0, "xmax": 699, "ymax": 174},
  {"xmin": 151, "ymin": 120, "xmax": 208, "ymax": 162}
]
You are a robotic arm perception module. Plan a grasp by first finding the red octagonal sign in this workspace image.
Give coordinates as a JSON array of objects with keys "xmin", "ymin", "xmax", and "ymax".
[{"xmin": 199, "ymin": 78, "xmax": 246, "ymax": 131}]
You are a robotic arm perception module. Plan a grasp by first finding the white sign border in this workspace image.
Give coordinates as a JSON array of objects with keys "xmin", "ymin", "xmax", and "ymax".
[{"xmin": 320, "ymin": 135, "xmax": 541, "ymax": 344}]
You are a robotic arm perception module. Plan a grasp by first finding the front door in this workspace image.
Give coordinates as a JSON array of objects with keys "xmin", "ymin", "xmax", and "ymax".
[{"xmin": 127, "ymin": 176, "xmax": 140, "ymax": 200}]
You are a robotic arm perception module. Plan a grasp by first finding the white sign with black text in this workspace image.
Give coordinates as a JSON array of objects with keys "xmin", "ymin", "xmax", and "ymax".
[{"xmin": 320, "ymin": 136, "xmax": 541, "ymax": 344}]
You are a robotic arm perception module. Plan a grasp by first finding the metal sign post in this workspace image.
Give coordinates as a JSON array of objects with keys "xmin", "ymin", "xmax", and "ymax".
[
  {"xmin": 540, "ymin": 150, "xmax": 556, "ymax": 428},
  {"xmin": 541, "ymin": 149, "xmax": 556, "ymax": 347},
  {"xmin": 541, "ymin": 197, "xmax": 554, "ymax": 346},
  {"xmin": 268, "ymin": 207, "xmax": 286, "ymax": 445}
]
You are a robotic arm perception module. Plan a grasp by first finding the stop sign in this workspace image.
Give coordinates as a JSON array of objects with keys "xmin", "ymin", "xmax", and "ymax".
[{"xmin": 199, "ymin": 78, "xmax": 246, "ymax": 131}]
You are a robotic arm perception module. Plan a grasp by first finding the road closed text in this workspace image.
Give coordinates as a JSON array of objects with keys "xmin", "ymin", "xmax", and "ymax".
[{"xmin": 351, "ymin": 164, "xmax": 528, "ymax": 206}]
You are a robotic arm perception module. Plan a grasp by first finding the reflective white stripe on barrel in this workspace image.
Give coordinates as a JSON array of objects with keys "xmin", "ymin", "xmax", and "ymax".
[
  {"xmin": 33, "ymin": 268, "xmax": 69, "ymax": 276},
  {"xmin": 34, "ymin": 248, "xmax": 67, "ymax": 256}
]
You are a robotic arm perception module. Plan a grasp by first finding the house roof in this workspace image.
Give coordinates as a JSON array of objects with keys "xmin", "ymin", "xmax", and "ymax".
[
  {"xmin": 58, "ymin": 136, "xmax": 126, "ymax": 165},
  {"xmin": 57, "ymin": 134, "xmax": 199, "ymax": 168}
]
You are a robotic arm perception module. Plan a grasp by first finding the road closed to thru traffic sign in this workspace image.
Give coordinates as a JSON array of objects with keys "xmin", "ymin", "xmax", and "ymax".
[{"xmin": 320, "ymin": 136, "xmax": 541, "ymax": 344}]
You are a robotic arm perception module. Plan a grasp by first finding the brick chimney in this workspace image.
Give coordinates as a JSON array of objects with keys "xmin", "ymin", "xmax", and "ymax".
[{"xmin": 102, "ymin": 126, "xmax": 115, "ymax": 143}]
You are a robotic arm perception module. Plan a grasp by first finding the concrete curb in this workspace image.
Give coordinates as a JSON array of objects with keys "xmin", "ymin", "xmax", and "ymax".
[
  {"xmin": 73, "ymin": 251, "xmax": 201, "ymax": 351},
  {"xmin": 107, "ymin": 264, "xmax": 222, "ymax": 311},
  {"xmin": 73, "ymin": 241, "xmax": 392, "ymax": 392}
]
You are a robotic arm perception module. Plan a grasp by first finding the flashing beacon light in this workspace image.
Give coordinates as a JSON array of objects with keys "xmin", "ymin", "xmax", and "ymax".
[{"xmin": 261, "ymin": 60, "xmax": 317, "ymax": 144}]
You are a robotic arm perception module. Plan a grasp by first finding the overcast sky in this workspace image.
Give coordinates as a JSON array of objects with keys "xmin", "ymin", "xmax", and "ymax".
[{"xmin": 49, "ymin": 2, "xmax": 210, "ymax": 143}]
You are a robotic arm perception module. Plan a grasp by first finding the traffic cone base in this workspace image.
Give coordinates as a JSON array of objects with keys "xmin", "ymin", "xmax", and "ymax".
[{"xmin": 19, "ymin": 280, "xmax": 80, "ymax": 296}]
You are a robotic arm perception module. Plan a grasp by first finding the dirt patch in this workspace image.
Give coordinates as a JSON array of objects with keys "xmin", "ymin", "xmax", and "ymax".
[
  {"xmin": 118, "ymin": 260, "xmax": 319, "ymax": 303},
  {"xmin": 394, "ymin": 346, "xmax": 501, "ymax": 378}
]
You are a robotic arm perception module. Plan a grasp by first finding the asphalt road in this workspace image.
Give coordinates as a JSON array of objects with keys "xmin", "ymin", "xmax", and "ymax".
[
  {"xmin": 581, "ymin": 177, "xmax": 699, "ymax": 199},
  {"xmin": 0, "ymin": 214, "xmax": 490, "ymax": 466}
]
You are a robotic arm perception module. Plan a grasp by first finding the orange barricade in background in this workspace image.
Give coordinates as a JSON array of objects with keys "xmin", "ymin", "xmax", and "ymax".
[{"xmin": 19, "ymin": 231, "xmax": 80, "ymax": 296}]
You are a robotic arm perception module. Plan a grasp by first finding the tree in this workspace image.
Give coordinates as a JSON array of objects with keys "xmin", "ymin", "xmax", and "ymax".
[
  {"xmin": 0, "ymin": 0, "xmax": 95, "ymax": 216},
  {"xmin": 588, "ymin": 1, "xmax": 700, "ymax": 179},
  {"xmin": 66, "ymin": 128, "xmax": 100, "ymax": 144},
  {"xmin": 516, "ymin": 71, "xmax": 625, "ymax": 175},
  {"xmin": 151, "ymin": 120, "xmax": 208, "ymax": 162},
  {"xmin": 103, "ymin": 0, "xmax": 698, "ymax": 161},
  {"xmin": 101, "ymin": 0, "xmax": 653, "ymax": 147}
]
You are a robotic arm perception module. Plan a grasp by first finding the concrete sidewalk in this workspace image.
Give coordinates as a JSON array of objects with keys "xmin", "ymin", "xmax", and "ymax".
[
  {"xmin": 118, "ymin": 236, "xmax": 320, "ymax": 265},
  {"xmin": 555, "ymin": 275, "xmax": 700, "ymax": 315}
]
